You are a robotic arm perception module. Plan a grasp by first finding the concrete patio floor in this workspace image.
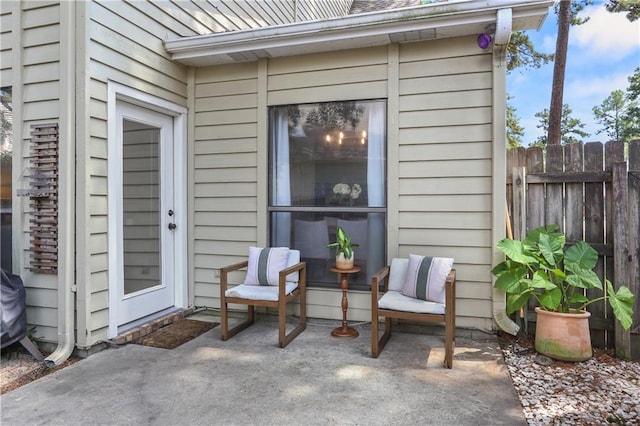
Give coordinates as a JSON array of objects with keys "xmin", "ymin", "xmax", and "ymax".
[{"xmin": 0, "ymin": 312, "xmax": 526, "ymax": 425}]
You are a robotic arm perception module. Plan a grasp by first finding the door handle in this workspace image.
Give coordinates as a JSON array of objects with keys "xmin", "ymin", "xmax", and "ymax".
[{"xmin": 168, "ymin": 223, "xmax": 177, "ymax": 230}]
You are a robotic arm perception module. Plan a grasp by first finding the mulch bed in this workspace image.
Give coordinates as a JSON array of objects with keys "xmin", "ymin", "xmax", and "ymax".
[
  {"xmin": 0, "ymin": 348, "xmax": 81, "ymax": 395},
  {"xmin": 132, "ymin": 318, "xmax": 218, "ymax": 349}
]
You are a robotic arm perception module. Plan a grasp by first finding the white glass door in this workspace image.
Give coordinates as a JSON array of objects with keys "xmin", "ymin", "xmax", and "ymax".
[{"xmin": 115, "ymin": 101, "xmax": 175, "ymax": 326}]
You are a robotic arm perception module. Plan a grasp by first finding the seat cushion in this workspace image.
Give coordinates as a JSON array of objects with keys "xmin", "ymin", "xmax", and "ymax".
[
  {"xmin": 225, "ymin": 283, "xmax": 299, "ymax": 301},
  {"xmin": 378, "ymin": 290, "xmax": 445, "ymax": 315},
  {"xmin": 401, "ymin": 254, "xmax": 453, "ymax": 304},
  {"xmin": 243, "ymin": 246, "xmax": 290, "ymax": 286}
]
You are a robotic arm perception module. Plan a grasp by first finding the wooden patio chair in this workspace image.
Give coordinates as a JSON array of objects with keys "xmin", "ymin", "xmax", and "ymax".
[
  {"xmin": 371, "ymin": 256, "xmax": 456, "ymax": 368},
  {"xmin": 220, "ymin": 247, "xmax": 307, "ymax": 348}
]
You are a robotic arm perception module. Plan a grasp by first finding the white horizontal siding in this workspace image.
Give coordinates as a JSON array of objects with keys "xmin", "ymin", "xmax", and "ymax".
[
  {"xmin": 193, "ymin": 61, "xmax": 260, "ymax": 296},
  {"xmin": 267, "ymin": 46, "xmax": 388, "ymax": 105},
  {"xmin": 397, "ymin": 37, "xmax": 494, "ymax": 324},
  {"xmin": 7, "ymin": 1, "xmax": 63, "ymax": 344},
  {"xmin": 191, "ymin": 38, "xmax": 499, "ymax": 330},
  {"xmin": 0, "ymin": 2, "xmax": 13, "ymax": 85},
  {"xmin": 1, "ymin": 0, "xmax": 506, "ymax": 345},
  {"xmin": 80, "ymin": 0, "xmax": 192, "ymax": 346}
]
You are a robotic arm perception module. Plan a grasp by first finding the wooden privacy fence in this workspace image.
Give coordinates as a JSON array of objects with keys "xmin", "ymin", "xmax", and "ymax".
[{"xmin": 506, "ymin": 140, "xmax": 639, "ymax": 358}]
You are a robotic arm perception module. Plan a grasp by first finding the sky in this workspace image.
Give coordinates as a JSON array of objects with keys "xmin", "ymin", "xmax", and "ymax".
[{"xmin": 507, "ymin": 2, "xmax": 640, "ymax": 146}]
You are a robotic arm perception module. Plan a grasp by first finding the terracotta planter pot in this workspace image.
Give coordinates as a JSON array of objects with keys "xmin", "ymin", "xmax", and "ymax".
[
  {"xmin": 335, "ymin": 252, "xmax": 354, "ymax": 270},
  {"xmin": 534, "ymin": 307, "xmax": 592, "ymax": 362}
]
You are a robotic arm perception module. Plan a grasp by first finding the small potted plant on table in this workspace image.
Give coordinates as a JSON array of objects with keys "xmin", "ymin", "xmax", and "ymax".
[
  {"xmin": 327, "ymin": 226, "xmax": 359, "ymax": 270},
  {"xmin": 492, "ymin": 225, "xmax": 634, "ymax": 361}
]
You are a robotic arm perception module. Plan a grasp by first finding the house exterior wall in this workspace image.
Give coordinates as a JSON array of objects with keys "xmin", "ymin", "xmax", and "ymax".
[
  {"xmin": 397, "ymin": 39, "xmax": 495, "ymax": 330},
  {"xmin": 0, "ymin": 3, "xmax": 14, "ymax": 88},
  {"xmin": 193, "ymin": 37, "xmax": 496, "ymax": 331},
  {"xmin": 78, "ymin": 0, "xmax": 353, "ymax": 347},
  {"xmin": 3, "ymin": 0, "xmax": 507, "ymax": 351},
  {"xmin": 2, "ymin": 1, "xmax": 64, "ymax": 343},
  {"xmin": 78, "ymin": 0, "xmax": 196, "ymax": 347}
]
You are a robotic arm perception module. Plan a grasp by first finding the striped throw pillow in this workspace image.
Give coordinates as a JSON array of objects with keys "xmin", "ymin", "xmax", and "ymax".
[
  {"xmin": 401, "ymin": 254, "xmax": 453, "ymax": 304},
  {"xmin": 244, "ymin": 247, "xmax": 290, "ymax": 286}
]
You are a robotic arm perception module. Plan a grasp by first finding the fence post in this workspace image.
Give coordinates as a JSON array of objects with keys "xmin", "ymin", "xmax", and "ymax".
[
  {"xmin": 612, "ymin": 161, "xmax": 631, "ymax": 359},
  {"xmin": 511, "ymin": 167, "xmax": 526, "ymax": 240}
]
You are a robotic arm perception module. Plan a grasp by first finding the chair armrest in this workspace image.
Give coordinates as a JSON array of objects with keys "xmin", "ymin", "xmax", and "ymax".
[
  {"xmin": 279, "ymin": 261, "xmax": 306, "ymax": 298},
  {"xmin": 371, "ymin": 265, "xmax": 390, "ymax": 299},
  {"xmin": 445, "ymin": 269, "xmax": 456, "ymax": 310},
  {"xmin": 279, "ymin": 261, "xmax": 306, "ymax": 278},
  {"xmin": 220, "ymin": 260, "xmax": 249, "ymax": 293},
  {"xmin": 445, "ymin": 269, "xmax": 456, "ymax": 288},
  {"xmin": 222, "ymin": 260, "xmax": 249, "ymax": 274}
]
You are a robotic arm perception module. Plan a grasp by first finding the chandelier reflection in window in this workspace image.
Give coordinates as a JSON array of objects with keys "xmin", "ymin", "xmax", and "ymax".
[{"xmin": 324, "ymin": 129, "xmax": 367, "ymax": 146}]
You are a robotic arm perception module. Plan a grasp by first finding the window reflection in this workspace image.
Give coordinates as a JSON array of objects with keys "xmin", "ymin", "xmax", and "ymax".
[{"xmin": 269, "ymin": 100, "xmax": 387, "ymax": 288}]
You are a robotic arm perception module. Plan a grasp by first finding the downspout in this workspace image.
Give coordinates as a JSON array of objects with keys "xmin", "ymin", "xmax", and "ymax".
[
  {"xmin": 491, "ymin": 7, "xmax": 520, "ymax": 336},
  {"xmin": 45, "ymin": 0, "xmax": 76, "ymax": 366}
]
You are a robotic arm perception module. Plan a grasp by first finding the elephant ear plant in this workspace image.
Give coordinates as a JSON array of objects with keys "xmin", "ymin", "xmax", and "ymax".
[{"xmin": 492, "ymin": 225, "xmax": 634, "ymax": 330}]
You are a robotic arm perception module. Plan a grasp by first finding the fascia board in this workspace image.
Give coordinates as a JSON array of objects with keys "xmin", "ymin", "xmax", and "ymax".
[{"xmin": 165, "ymin": 0, "xmax": 553, "ymax": 66}]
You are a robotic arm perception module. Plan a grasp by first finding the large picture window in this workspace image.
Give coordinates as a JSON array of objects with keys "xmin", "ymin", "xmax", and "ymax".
[{"xmin": 269, "ymin": 99, "xmax": 386, "ymax": 289}]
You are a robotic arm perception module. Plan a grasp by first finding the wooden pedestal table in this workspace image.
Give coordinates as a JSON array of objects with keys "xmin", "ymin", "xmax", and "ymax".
[{"xmin": 329, "ymin": 266, "xmax": 361, "ymax": 338}]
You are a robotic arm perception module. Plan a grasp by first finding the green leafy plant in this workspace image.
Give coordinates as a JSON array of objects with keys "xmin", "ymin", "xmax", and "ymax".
[
  {"xmin": 326, "ymin": 226, "xmax": 359, "ymax": 259},
  {"xmin": 492, "ymin": 225, "xmax": 634, "ymax": 330}
]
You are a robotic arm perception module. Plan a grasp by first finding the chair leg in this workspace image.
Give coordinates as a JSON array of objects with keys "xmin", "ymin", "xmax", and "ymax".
[
  {"xmin": 220, "ymin": 297, "xmax": 229, "ymax": 341},
  {"xmin": 222, "ymin": 304, "xmax": 256, "ymax": 341},
  {"xmin": 278, "ymin": 293, "xmax": 307, "ymax": 348},
  {"xmin": 373, "ymin": 317, "xmax": 392, "ymax": 358},
  {"xmin": 278, "ymin": 301, "xmax": 286, "ymax": 348},
  {"xmin": 444, "ymin": 318, "xmax": 455, "ymax": 369},
  {"xmin": 371, "ymin": 313, "xmax": 379, "ymax": 358}
]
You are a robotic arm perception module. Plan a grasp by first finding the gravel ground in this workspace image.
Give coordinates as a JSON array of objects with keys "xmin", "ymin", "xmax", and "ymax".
[
  {"xmin": 500, "ymin": 335, "xmax": 640, "ymax": 425},
  {"xmin": 0, "ymin": 346, "xmax": 79, "ymax": 395},
  {"xmin": 2, "ymin": 336, "xmax": 639, "ymax": 425}
]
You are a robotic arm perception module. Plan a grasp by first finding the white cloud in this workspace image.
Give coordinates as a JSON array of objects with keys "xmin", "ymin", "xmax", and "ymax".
[
  {"xmin": 541, "ymin": 34, "xmax": 556, "ymax": 52},
  {"xmin": 571, "ymin": 5, "xmax": 640, "ymax": 60},
  {"xmin": 565, "ymin": 72, "xmax": 630, "ymax": 101}
]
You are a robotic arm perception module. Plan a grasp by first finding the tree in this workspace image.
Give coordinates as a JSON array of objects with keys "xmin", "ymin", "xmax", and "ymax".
[
  {"xmin": 507, "ymin": 99, "xmax": 525, "ymax": 148},
  {"xmin": 0, "ymin": 87, "xmax": 12, "ymax": 152},
  {"xmin": 535, "ymin": 104, "xmax": 589, "ymax": 145},
  {"xmin": 627, "ymin": 67, "xmax": 640, "ymax": 100},
  {"xmin": 593, "ymin": 89, "xmax": 639, "ymax": 141},
  {"xmin": 505, "ymin": 32, "xmax": 553, "ymax": 147},
  {"xmin": 507, "ymin": 32, "xmax": 554, "ymax": 72},
  {"xmin": 624, "ymin": 68, "xmax": 640, "ymax": 138},
  {"xmin": 548, "ymin": 1, "xmax": 592, "ymax": 145},
  {"xmin": 606, "ymin": 0, "xmax": 640, "ymax": 21}
]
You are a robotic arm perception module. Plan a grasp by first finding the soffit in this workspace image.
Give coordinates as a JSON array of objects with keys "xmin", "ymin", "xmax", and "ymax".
[{"xmin": 164, "ymin": 0, "xmax": 554, "ymax": 67}]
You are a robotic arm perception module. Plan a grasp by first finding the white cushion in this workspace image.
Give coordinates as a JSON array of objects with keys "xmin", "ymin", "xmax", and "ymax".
[
  {"xmin": 285, "ymin": 249, "xmax": 301, "ymax": 283},
  {"xmin": 244, "ymin": 247, "xmax": 290, "ymax": 286},
  {"xmin": 225, "ymin": 283, "xmax": 299, "ymax": 301},
  {"xmin": 401, "ymin": 254, "xmax": 453, "ymax": 304},
  {"xmin": 388, "ymin": 258, "xmax": 409, "ymax": 291},
  {"xmin": 378, "ymin": 290, "xmax": 445, "ymax": 315}
]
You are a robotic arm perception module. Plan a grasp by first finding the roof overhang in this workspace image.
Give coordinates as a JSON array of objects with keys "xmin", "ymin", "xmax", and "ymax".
[{"xmin": 164, "ymin": 0, "xmax": 554, "ymax": 67}]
